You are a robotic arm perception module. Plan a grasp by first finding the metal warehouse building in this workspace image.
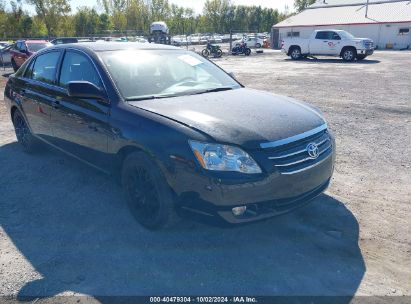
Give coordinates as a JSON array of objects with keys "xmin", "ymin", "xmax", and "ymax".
[{"xmin": 271, "ymin": 0, "xmax": 411, "ymax": 49}]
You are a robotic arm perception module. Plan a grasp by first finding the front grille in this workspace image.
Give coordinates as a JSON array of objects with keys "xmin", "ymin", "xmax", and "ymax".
[
  {"xmin": 263, "ymin": 128, "xmax": 332, "ymax": 175},
  {"xmin": 364, "ymin": 40, "xmax": 374, "ymax": 49}
]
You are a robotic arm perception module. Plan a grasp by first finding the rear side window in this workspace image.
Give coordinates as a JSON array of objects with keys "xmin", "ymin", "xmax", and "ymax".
[
  {"xmin": 315, "ymin": 31, "xmax": 336, "ymax": 40},
  {"xmin": 59, "ymin": 51, "xmax": 102, "ymax": 88},
  {"xmin": 31, "ymin": 52, "xmax": 60, "ymax": 85}
]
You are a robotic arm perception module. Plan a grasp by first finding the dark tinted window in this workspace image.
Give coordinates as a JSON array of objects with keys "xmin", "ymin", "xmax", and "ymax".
[
  {"xmin": 31, "ymin": 51, "xmax": 60, "ymax": 84},
  {"xmin": 315, "ymin": 31, "xmax": 337, "ymax": 40},
  {"xmin": 331, "ymin": 32, "xmax": 341, "ymax": 40},
  {"xmin": 59, "ymin": 51, "xmax": 102, "ymax": 88}
]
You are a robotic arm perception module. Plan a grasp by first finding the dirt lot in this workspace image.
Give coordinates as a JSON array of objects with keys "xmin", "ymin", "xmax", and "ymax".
[{"xmin": 0, "ymin": 51, "xmax": 410, "ymax": 300}]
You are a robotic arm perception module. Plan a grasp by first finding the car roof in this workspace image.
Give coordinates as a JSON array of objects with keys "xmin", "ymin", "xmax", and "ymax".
[
  {"xmin": 49, "ymin": 42, "xmax": 179, "ymax": 53},
  {"xmin": 23, "ymin": 40, "xmax": 49, "ymax": 43}
]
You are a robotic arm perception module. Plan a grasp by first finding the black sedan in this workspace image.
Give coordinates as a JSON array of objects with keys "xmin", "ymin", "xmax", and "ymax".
[{"xmin": 4, "ymin": 43, "xmax": 336, "ymax": 229}]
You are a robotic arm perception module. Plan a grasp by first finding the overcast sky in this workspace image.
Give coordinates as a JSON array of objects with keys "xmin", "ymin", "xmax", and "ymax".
[{"xmin": 17, "ymin": 0, "xmax": 296, "ymax": 14}]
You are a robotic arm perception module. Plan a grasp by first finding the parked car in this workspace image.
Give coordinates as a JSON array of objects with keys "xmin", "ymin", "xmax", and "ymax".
[
  {"xmin": 4, "ymin": 43, "xmax": 335, "ymax": 230},
  {"xmin": 50, "ymin": 37, "xmax": 79, "ymax": 45},
  {"xmin": 235, "ymin": 36, "xmax": 265, "ymax": 48},
  {"xmin": 0, "ymin": 44, "xmax": 12, "ymax": 65},
  {"xmin": 10, "ymin": 40, "xmax": 52, "ymax": 71},
  {"xmin": 282, "ymin": 29, "xmax": 374, "ymax": 61}
]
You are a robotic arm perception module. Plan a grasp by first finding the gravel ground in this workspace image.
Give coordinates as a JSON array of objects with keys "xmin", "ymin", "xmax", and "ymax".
[{"xmin": 0, "ymin": 51, "xmax": 410, "ymax": 301}]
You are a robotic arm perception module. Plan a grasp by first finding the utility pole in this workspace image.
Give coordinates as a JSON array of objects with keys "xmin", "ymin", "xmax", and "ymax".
[{"xmin": 365, "ymin": 0, "xmax": 370, "ymax": 18}]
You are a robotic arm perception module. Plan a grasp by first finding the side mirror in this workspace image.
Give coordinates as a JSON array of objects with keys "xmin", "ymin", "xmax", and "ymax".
[
  {"xmin": 228, "ymin": 72, "xmax": 236, "ymax": 79},
  {"xmin": 67, "ymin": 81, "xmax": 107, "ymax": 101}
]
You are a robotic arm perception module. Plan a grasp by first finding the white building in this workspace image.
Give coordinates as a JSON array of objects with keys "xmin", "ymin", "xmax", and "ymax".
[{"xmin": 272, "ymin": 0, "xmax": 411, "ymax": 49}]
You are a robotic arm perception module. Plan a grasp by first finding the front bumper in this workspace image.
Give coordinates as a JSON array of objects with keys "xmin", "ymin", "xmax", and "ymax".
[
  {"xmin": 358, "ymin": 48, "xmax": 374, "ymax": 56},
  {"xmin": 168, "ymin": 134, "xmax": 335, "ymax": 223}
]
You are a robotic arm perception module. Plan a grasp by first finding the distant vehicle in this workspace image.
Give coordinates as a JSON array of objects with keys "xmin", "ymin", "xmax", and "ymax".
[
  {"xmin": 281, "ymin": 30, "xmax": 374, "ymax": 61},
  {"xmin": 0, "ymin": 41, "xmax": 10, "ymax": 48},
  {"xmin": 0, "ymin": 44, "xmax": 12, "ymax": 65},
  {"xmin": 235, "ymin": 36, "xmax": 265, "ymax": 48},
  {"xmin": 115, "ymin": 37, "xmax": 129, "ymax": 42},
  {"xmin": 232, "ymin": 42, "xmax": 251, "ymax": 56},
  {"xmin": 149, "ymin": 21, "xmax": 171, "ymax": 44},
  {"xmin": 50, "ymin": 37, "xmax": 79, "ymax": 45},
  {"xmin": 202, "ymin": 42, "xmax": 223, "ymax": 58},
  {"xmin": 10, "ymin": 40, "xmax": 52, "ymax": 71}
]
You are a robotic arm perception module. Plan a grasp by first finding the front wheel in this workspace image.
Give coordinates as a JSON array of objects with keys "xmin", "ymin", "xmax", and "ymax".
[
  {"xmin": 121, "ymin": 151, "xmax": 180, "ymax": 230},
  {"xmin": 342, "ymin": 48, "xmax": 357, "ymax": 62},
  {"xmin": 244, "ymin": 48, "xmax": 251, "ymax": 56},
  {"xmin": 201, "ymin": 49, "xmax": 210, "ymax": 57}
]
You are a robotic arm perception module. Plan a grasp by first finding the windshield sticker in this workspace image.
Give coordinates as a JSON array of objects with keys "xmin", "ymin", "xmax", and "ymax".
[{"xmin": 178, "ymin": 55, "xmax": 203, "ymax": 66}]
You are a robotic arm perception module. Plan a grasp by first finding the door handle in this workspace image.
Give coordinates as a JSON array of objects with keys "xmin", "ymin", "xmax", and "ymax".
[{"xmin": 52, "ymin": 100, "xmax": 60, "ymax": 109}]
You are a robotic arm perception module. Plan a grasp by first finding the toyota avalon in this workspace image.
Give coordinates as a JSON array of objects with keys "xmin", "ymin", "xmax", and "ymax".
[{"xmin": 4, "ymin": 43, "xmax": 335, "ymax": 229}]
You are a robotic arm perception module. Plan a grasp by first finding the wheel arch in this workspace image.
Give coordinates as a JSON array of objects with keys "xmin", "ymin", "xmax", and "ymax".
[
  {"xmin": 340, "ymin": 45, "xmax": 356, "ymax": 57},
  {"xmin": 287, "ymin": 45, "xmax": 301, "ymax": 56}
]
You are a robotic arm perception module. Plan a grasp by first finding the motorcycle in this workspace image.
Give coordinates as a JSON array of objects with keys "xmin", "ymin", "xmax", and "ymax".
[
  {"xmin": 202, "ymin": 42, "xmax": 223, "ymax": 58},
  {"xmin": 232, "ymin": 42, "xmax": 251, "ymax": 56}
]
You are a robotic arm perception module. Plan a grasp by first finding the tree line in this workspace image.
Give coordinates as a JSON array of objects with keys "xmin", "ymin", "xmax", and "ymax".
[{"xmin": 0, "ymin": 0, "xmax": 299, "ymax": 39}]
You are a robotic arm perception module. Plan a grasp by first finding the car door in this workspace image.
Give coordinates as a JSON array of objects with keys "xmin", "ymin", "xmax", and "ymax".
[
  {"xmin": 310, "ymin": 31, "xmax": 334, "ymax": 55},
  {"xmin": 51, "ymin": 49, "xmax": 110, "ymax": 169},
  {"xmin": 14, "ymin": 42, "xmax": 29, "ymax": 67},
  {"xmin": 19, "ymin": 50, "xmax": 62, "ymax": 141}
]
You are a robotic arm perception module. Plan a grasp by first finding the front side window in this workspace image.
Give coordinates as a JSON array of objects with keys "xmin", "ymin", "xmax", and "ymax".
[
  {"xmin": 31, "ymin": 51, "xmax": 60, "ymax": 85},
  {"xmin": 59, "ymin": 51, "xmax": 102, "ymax": 88},
  {"xmin": 331, "ymin": 32, "xmax": 341, "ymax": 40},
  {"xmin": 100, "ymin": 50, "xmax": 241, "ymax": 100}
]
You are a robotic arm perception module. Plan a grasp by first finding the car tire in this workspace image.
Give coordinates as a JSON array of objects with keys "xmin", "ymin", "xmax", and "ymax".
[
  {"xmin": 357, "ymin": 54, "xmax": 367, "ymax": 60},
  {"xmin": 255, "ymin": 43, "xmax": 261, "ymax": 48},
  {"xmin": 121, "ymin": 151, "xmax": 180, "ymax": 230},
  {"xmin": 290, "ymin": 47, "xmax": 302, "ymax": 60},
  {"xmin": 12, "ymin": 109, "xmax": 40, "ymax": 153},
  {"xmin": 342, "ymin": 47, "xmax": 357, "ymax": 62},
  {"xmin": 11, "ymin": 59, "xmax": 18, "ymax": 72}
]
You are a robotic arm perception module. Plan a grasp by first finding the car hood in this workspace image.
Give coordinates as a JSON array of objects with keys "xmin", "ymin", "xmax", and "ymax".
[{"xmin": 130, "ymin": 88, "xmax": 325, "ymax": 148}]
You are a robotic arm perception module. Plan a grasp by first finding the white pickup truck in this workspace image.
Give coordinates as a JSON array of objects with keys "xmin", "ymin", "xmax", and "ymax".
[{"xmin": 282, "ymin": 30, "xmax": 374, "ymax": 61}]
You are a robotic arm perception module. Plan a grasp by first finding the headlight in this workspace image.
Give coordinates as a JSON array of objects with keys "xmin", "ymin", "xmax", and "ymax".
[{"xmin": 189, "ymin": 140, "xmax": 262, "ymax": 174}]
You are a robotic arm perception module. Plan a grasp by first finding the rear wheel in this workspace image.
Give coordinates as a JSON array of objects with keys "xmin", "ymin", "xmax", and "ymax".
[
  {"xmin": 290, "ymin": 47, "xmax": 302, "ymax": 60},
  {"xmin": 215, "ymin": 49, "xmax": 223, "ymax": 58},
  {"xmin": 12, "ymin": 109, "xmax": 39, "ymax": 153},
  {"xmin": 342, "ymin": 47, "xmax": 357, "ymax": 62},
  {"xmin": 121, "ymin": 151, "xmax": 180, "ymax": 230}
]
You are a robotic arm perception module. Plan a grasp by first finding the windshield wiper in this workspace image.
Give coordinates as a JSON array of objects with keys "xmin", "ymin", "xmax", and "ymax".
[
  {"xmin": 125, "ymin": 94, "xmax": 179, "ymax": 101},
  {"xmin": 192, "ymin": 87, "xmax": 234, "ymax": 95}
]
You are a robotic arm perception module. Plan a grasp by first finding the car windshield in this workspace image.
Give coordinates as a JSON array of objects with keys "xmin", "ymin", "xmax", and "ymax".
[
  {"xmin": 100, "ymin": 50, "xmax": 241, "ymax": 100},
  {"xmin": 27, "ymin": 43, "xmax": 51, "ymax": 52},
  {"xmin": 338, "ymin": 31, "xmax": 355, "ymax": 39}
]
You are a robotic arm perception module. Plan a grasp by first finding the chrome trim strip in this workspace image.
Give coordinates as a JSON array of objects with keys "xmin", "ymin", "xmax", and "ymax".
[
  {"xmin": 260, "ymin": 124, "xmax": 327, "ymax": 149},
  {"xmin": 268, "ymin": 138, "xmax": 330, "ymax": 160},
  {"xmin": 274, "ymin": 144, "xmax": 331, "ymax": 167},
  {"xmin": 281, "ymin": 152, "xmax": 332, "ymax": 175}
]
